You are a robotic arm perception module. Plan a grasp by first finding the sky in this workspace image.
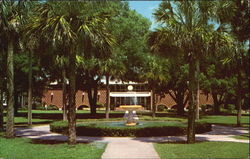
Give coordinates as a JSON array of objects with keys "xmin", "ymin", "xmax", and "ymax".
[{"xmin": 129, "ymin": 1, "xmax": 162, "ymax": 30}]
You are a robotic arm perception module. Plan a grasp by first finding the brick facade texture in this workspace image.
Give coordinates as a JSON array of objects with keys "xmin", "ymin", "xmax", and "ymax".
[{"xmin": 42, "ymin": 89, "xmax": 213, "ymax": 109}]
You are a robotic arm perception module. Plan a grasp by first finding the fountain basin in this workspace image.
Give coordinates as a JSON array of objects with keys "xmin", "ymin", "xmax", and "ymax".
[
  {"xmin": 50, "ymin": 121, "xmax": 211, "ymax": 137},
  {"xmin": 116, "ymin": 105, "xmax": 144, "ymax": 111}
]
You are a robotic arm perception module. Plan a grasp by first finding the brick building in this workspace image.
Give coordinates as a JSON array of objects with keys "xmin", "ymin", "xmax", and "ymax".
[{"xmin": 42, "ymin": 80, "xmax": 213, "ymax": 110}]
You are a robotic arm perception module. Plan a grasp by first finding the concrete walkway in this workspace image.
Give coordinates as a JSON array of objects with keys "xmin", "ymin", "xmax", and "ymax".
[{"xmin": 15, "ymin": 125, "xmax": 249, "ymax": 159}]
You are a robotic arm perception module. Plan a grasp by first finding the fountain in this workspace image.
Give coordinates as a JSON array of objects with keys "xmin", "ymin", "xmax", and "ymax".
[{"xmin": 124, "ymin": 110, "xmax": 139, "ymax": 126}]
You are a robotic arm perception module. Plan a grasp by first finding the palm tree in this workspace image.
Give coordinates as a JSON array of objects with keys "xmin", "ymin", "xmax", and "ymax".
[
  {"xmin": 0, "ymin": 39, "xmax": 6, "ymax": 131},
  {"xmin": 26, "ymin": 1, "xmax": 114, "ymax": 144},
  {"xmin": 19, "ymin": 1, "xmax": 40, "ymax": 127},
  {"xmin": 140, "ymin": 54, "xmax": 168, "ymax": 118},
  {"xmin": 0, "ymin": 1, "xmax": 22, "ymax": 138},
  {"xmin": 100, "ymin": 54, "xmax": 126, "ymax": 119},
  {"xmin": 55, "ymin": 55, "xmax": 69, "ymax": 121},
  {"xmin": 215, "ymin": 0, "xmax": 250, "ymax": 126},
  {"xmin": 149, "ymin": 1, "xmax": 228, "ymax": 143}
]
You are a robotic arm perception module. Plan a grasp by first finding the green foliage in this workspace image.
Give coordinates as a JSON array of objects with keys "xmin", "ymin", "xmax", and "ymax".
[
  {"xmin": 226, "ymin": 104, "xmax": 235, "ymax": 113},
  {"xmin": 157, "ymin": 105, "xmax": 167, "ymax": 112},
  {"xmin": 46, "ymin": 105, "xmax": 59, "ymax": 110},
  {"xmin": 50, "ymin": 121, "xmax": 211, "ymax": 137}
]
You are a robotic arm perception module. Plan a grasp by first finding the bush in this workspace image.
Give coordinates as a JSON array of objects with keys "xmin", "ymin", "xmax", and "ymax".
[
  {"xmin": 50, "ymin": 121, "xmax": 211, "ymax": 137},
  {"xmin": 201, "ymin": 105, "xmax": 207, "ymax": 113},
  {"xmin": 46, "ymin": 105, "xmax": 58, "ymax": 110},
  {"xmin": 157, "ymin": 105, "xmax": 167, "ymax": 112},
  {"xmin": 34, "ymin": 104, "xmax": 46, "ymax": 110},
  {"xmin": 78, "ymin": 105, "xmax": 89, "ymax": 110},
  {"xmin": 96, "ymin": 102, "xmax": 104, "ymax": 108},
  {"xmin": 227, "ymin": 104, "xmax": 235, "ymax": 114},
  {"xmin": 171, "ymin": 105, "xmax": 178, "ymax": 110}
]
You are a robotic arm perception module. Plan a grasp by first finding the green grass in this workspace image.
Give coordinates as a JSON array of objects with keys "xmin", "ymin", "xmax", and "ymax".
[
  {"xmin": 18, "ymin": 110, "xmax": 124, "ymax": 114},
  {"xmin": 200, "ymin": 115, "xmax": 250, "ymax": 127},
  {"xmin": 18, "ymin": 110, "xmax": 91, "ymax": 114},
  {"xmin": 0, "ymin": 137, "xmax": 106, "ymax": 159},
  {"xmin": 4, "ymin": 117, "xmax": 53, "ymax": 125},
  {"xmin": 154, "ymin": 141, "xmax": 249, "ymax": 159},
  {"xmin": 76, "ymin": 116, "xmax": 186, "ymax": 123},
  {"xmin": 231, "ymin": 134, "xmax": 250, "ymax": 140}
]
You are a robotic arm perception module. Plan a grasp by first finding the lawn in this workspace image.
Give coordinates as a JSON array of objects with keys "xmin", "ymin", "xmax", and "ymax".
[
  {"xmin": 200, "ymin": 115, "xmax": 250, "ymax": 127},
  {"xmin": 154, "ymin": 141, "xmax": 249, "ymax": 159},
  {"xmin": 4, "ymin": 117, "xmax": 53, "ymax": 125},
  {"xmin": 0, "ymin": 137, "xmax": 106, "ymax": 159},
  {"xmin": 231, "ymin": 134, "xmax": 250, "ymax": 140},
  {"xmin": 18, "ymin": 110, "xmax": 124, "ymax": 114}
]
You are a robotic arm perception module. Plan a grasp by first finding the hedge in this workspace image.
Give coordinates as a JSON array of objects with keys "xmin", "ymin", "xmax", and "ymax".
[{"xmin": 50, "ymin": 121, "xmax": 211, "ymax": 137}]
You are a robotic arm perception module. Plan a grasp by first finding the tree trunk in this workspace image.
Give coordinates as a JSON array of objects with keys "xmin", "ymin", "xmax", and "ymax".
[
  {"xmin": 87, "ymin": 83, "xmax": 98, "ymax": 115},
  {"xmin": 176, "ymin": 90, "xmax": 185, "ymax": 115},
  {"xmin": 187, "ymin": 57, "xmax": 197, "ymax": 144},
  {"xmin": 28, "ymin": 51, "xmax": 32, "ymax": 126},
  {"xmin": 212, "ymin": 92, "xmax": 220, "ymax": 114},
  {"xmin": 151, "ymin": 89, "xmax": 156, "ymax": 118},
  {"xmin": 105, "ymin": 75, "xmax": 110, "ymax": 119},
  {"xmin": 236, "ymin": 68, "xmax": 242, "ymax": 127},
  {"xmin": 68, "ymin": 49, "xmax": 76, "ymax": 145},
  {"xmin": 0, "ymin": 89, "xmax": 4, "ymax": 131},
  {"xmin": 62, "ymin": 68, "xmax": 67, "ymax": 121},
  {"xmin": 6, "ymin": 40, "xmax": 15, "ymax": 138},
  {"xmin": 14, "ymin": 91, "xmax": 19, "ymax": 116},
  {"xmin": 196, "ymin": 59, "xmax": 200, "ymax": 120},
  {"xmin": 0, "ymin": 48, "xmax": 3, "ymax": 131}
]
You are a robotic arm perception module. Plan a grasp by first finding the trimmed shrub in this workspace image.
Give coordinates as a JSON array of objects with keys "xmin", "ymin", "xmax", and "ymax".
[
  {"xmin": 34, "ymin": 104, "xmax": 46, "ymax": 110},
  {"xmin": 50, "ymin": 121, "xmax": 211, "ymax": 137},
  {"xmin": 46, "ymin": 105, "xmax": 58, "ymax": 110},
  {"xmin": 227, "ymin": 104, "xmax": 235, "ymax": 113},
  {"xmin": 157, "ymin": 105, "xmax": 167, "ymax": 112},
  {"xmin": 201, "ymin": 105, "xmax": 207, "ymax": 113}
]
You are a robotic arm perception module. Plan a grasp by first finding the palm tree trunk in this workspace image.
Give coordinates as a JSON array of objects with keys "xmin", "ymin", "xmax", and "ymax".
[
  {"xmin": 0, "ymin": 89, "xmax": 4, "ymax": 131},
  {"xmin": 14, "ymin": 91, "xmax": 18, "ymax": 116},
  {"xmin": 28, "ymin": 51, "xmax": 32, "ymax": 126},
  {"xmin": 151, "ymin": 89, "xmax": 156, "ymax": 118},
  {"xmin": 0, "ymin": 49, "xmax": 4, "ymax": 132},
  {"xmin": 68, "ymin": 49, "xmax": 76, "ymax": 145},
  {"xmin": 236, "ymin": 68, "xmax": 242, "ymax": 127},
  {"xmin": 187, "ymin": 57, "xmax": 198, "ymax": 144},
  {"xmin": 6, "ymin": 40, "xmax": 15, "ymax": 138},
  {"xmin": 88, "ymin": 85, "xmax": 98, "ymax": 115},
  {"xmin": 105, "ymin": 74, "xmax": 110, "ymax": 119},
  {"xmin": 212, "ymin": 92, "xmax": 220, "ymax": 114},
  {"xmin": 176, "ymin": 90, "xmax": 185, "ymax": 115},
  {"xmin": 196, "ymin": 59, "xmax": 200, "ymax": 120},
  {"xmin": 62, "ymin": 68, "xmax": 67, "ymax": 121}
]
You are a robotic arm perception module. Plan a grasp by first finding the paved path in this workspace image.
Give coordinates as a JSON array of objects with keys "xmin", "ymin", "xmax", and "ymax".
[{"xmin": 15, "ymin": 125, "xmax": 249, "ymax": 159}]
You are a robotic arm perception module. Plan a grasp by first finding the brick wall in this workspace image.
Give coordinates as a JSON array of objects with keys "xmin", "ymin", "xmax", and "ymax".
[
  {"xmin": 42, "ymin": 89, "xmax": 213, "ymax": 109},
  {"xmin": 155, "ymin": 90, "xmax": 213, "ymax": 108},
  {"xmin": 42, "ymin": 89, "xmax": 107, "ymax": 108}
]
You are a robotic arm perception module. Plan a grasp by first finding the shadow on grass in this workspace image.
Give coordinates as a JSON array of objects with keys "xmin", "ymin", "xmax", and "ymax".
[
  {"xmin": 30, "ymin": 139, "xmax": 90, "ymax": 145},
  {"xmin": 157, "ymin": 140, "xmax": 206, "ymax": 144},
  {"xmin": 131, "ymin": 135, "xmax": 213, "ymax": 144}
]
